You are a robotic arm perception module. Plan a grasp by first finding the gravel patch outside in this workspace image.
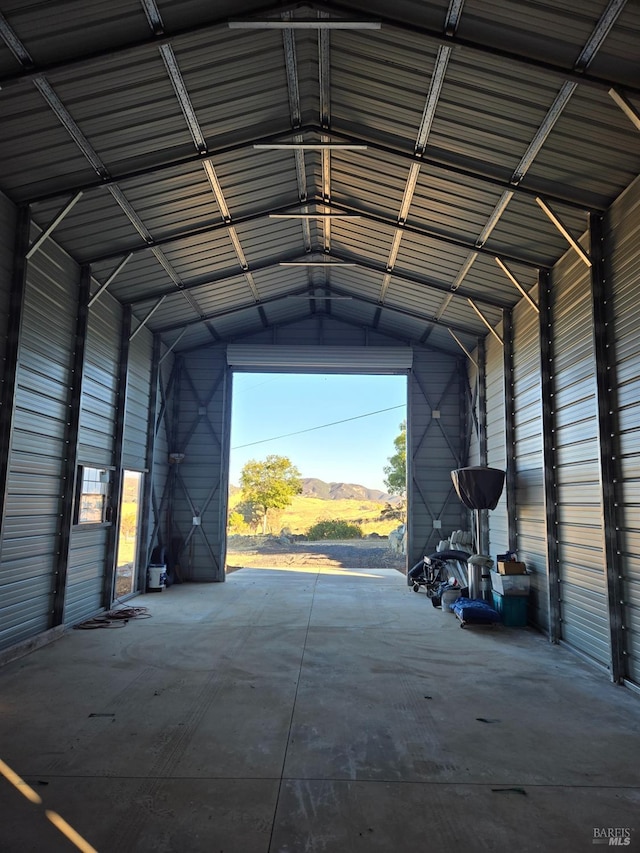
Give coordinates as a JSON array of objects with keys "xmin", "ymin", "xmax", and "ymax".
[{"xmin": 225, "ymin": 535, "xmax": 406, "ymax": 573}]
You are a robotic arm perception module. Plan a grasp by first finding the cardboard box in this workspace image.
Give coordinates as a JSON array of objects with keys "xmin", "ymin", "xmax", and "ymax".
[
  {"xmin": 497, "ymin": 560, "xmax": 527, "ymax": 575},
  {"xmin": 491, "ymin": 570, "xmax": 530, "ymax": 596}
]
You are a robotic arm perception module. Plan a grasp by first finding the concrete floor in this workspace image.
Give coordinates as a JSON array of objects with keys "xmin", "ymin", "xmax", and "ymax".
[{"xmin": 0, "ymin": 565, "xmax": 639, "ymax": 853}]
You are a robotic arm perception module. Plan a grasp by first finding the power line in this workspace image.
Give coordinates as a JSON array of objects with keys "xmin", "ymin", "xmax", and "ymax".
[{"xmin": 231, "ymin": 404, "xmax": 405, "ymax": 450}]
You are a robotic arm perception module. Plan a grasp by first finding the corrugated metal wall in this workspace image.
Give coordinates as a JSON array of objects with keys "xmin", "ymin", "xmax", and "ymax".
[
  {"xmin": 65, "ymin": 293, "xmax": 122, "ymax": 626},
  {"xmin": 123, "ymin": 328, "xmax": 153, "ymax": 472},
  {"xmin": 408, "ymin": 349, "xmax": 466, "ymax": 569},
  {"xmin": 169, "ymin": 347, "xmax": 231, "ymax": 582},
  {"xmin": 486, "ymin": 329, "xmax": 509, "ymax": 559},
  {"xmin": 0, "ymin": 194, "xmax": 20, "ymax": 650},
  {"xmin": 552, "ymin": 250, "xmax": 610, "ymax": 668},
  {"xmin": 511, "ymin": 287, "xmax": 549, "ymax": 632},
  {"xmin": 0, "ymin": 232, "xmax": 79, "ymax": 649},
  {"xmin": 0, "ymin": 193, "xmax": 13, "ymax": 374},
  {"xmin": 77, "ymin": 295, "xmax": 121, "ymax": 468},
  {"xmin": 608, "ymin": 175, "xmax": 640, "ymax": 688}
]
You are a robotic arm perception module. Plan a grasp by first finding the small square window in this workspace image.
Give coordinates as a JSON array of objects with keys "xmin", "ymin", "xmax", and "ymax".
[{"xmin": 75, "ymin": 467, "xmax": 110, "ymax": 525}]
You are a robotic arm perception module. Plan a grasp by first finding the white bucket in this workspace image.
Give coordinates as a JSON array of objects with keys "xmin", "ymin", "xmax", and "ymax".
[
  {"xmin": 441, "ymin": 589, "xmax": 461, "ymax": 612},
  {"xmin": 147, "ymin": 564, "xmax": 167, "ymax": 591}
]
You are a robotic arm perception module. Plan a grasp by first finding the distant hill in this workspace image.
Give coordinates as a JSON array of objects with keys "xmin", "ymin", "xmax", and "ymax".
[
  {"xmin": 230, "ymin": 477, "xmax": 401, "ymax": 504},
  {"xmin": 301, "ymin": 478, "xmax": 400, "ymax": 503}
]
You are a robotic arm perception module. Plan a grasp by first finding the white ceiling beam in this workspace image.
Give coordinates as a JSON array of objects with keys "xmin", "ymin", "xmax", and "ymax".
[
  {"xmin": 444, "ymin": 0, "xmax": 466, "ymax": 37},
  {"xmin": 467, "ymin": 299, "xmax": 503, "ymax": 344},
  {"xmin": 34, "ymin": 78, "xmax": 108, "ymax": 178},
  {"xmin": 495, "ymin": 258, "xmax": 539, "ymax": 313},
  {"xmin": 0, "ymin": 10, "xmax": 33, "ymax": 64},
  {"xmin": 130, "ymin": 296, "xmax": 167, "ymax": 340},
  {"xmin": 159, "ymin": 44, "xmax": 207, "ymax": 153},
  {"xmin": 574, "ymin": 0, "xmax": 628, "ymax": 71},
  {"xmin": 535, "ymin": 197, "xmax": 592, "ymax": 267},
  {"xmin": 27, "ymin": 192, "xmax": 83, "ymax": 259},
  {"xmin": 609, "ymin": 88, "xmax": 640, "ymax": 132},
  {"xmin": 140, "ymin": 0, "xmax": 164, "ymax": 34},
  {"xmin": 448, "ymin": 328, "xmax": 478, "ymax": 366},
  {"xmin": 89, "ymin": 253, "xmax": 134, "ymax": 307}
]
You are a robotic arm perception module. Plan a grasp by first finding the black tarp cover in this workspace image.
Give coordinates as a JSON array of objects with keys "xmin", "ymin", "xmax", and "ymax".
[{"xmin": 451, "ymin": 467, "xmax": 505, "ymax": 510}]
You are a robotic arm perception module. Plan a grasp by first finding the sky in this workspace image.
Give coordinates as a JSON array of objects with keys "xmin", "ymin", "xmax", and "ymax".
[{"xmin": 229, "ymin": 373, "xmax": 407, "ymax": 492}]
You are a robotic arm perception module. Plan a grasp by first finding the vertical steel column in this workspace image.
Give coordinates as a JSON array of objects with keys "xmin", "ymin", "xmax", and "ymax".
[
  {"xmin": 539, "ymin": 269, "xmax": 561, "ymax": 643},
  {"xmin": 477, "ymin": 338, "xmax": 488, "ymax": 465},
  {"xmin": 136, "ymin": 333, "xmax": 161, "ymax": 591},
  {"xmin": 406, "ymin": 362, "xmax": 416, "ymax": 577},
  {"xmin": 52, "ymin": 265, "xmax": 90, "ymax": 626},
  {"xmin": 217, "ymin": 362, "xmax": 234, "ymax": 582},
  {"xmin": 502, "ymin": 308, "xmax": 518, "ymax": 552},
  {"xmin": 477, "ymin": 338, "xmax": 489, "ymax": 553},
  {"xmin": 590, "ymin": 212, "xmax": 625, "ymax": 683},
  {"xmin": 458, "ymin": 354, "xmax": 469, "ymax": 544},
  {"xmin": 167, "ymin": 355, "xmax": 183, "ymax": 569},
  {"xmin": 102, "ymin": 306, "xmax": 131, "ymax": 606},
  {"xmin": 458, "ymin": 356, "xmax": 468, "ymax": 467},
  {"xmin": 0, "ymin": 205, "xmax": 30, "ymax": 541}
]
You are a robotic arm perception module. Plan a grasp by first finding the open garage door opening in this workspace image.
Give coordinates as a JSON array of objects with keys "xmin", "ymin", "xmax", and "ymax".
[{"xmin": 225, "ymin": 368, "xmax": 408, "ymax": 576}]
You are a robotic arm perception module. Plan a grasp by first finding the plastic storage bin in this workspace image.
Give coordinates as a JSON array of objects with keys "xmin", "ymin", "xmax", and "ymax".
[
  {"xmin": 492, "ymin": 591, "xmax": 528, "ymax": 627},
  {"xmin": 490, "ymin": 570, "xmax": 530, "ymax": 596}
]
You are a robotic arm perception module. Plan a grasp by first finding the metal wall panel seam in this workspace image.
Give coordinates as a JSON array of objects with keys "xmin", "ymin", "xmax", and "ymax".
[
  {"xmin": 52, "ymin": 264, "xmax": 89, "ymax": 627},
  {"xmin": 137, "ymin": 333, "xmax": 161, "ymax": 591},
  {"xmin": 503, "ymin": 308, "xmax": 518, "ymax": 553},
  {"xmin": 539, "ymin": 269, "xmax": 562, "ymax": 643},
  {"xmin": 590, "ymin": 211, "xmax": 625, "ymax": 683},
  {"xmin": 0, "ymin": 205, "xmax": 30, "ymax": 555},
  {"xmin": 102, "ymin": 306, "xmax": 131, "ymax": 608}
]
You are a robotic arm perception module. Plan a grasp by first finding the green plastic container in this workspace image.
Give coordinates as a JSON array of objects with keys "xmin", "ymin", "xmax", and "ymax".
[{"xmin": 492, "ymin": 591, "xmax": 528, "ymax": 627}]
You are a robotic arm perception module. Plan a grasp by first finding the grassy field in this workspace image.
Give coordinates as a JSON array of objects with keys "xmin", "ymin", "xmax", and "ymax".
[{"xmin": 228, "ymin": 492, "xmax": 401, "ymax": 537}]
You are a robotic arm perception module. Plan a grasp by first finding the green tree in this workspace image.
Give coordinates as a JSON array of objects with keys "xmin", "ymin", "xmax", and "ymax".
[
  {"xmin": 240, "ymin": 455, "xmax": 302, "ymax": 534},
  {"xmin": 228, "ymin": 510, "xmax": 248, "ymax": 534},
  {"xmin": 233, "ymin": 499, "xmax": 263, "ymax": 533},
  {"xmin": 119, "ymin": 503, "xmax": 138, "ymax": 540},
  {"xmin": 383, "ymin": 421, "xmax": 407, "ymax": 496}
]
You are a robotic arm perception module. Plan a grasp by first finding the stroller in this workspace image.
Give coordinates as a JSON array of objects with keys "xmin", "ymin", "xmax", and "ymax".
[{"xmin": 408, "ymin": 549, "xmax": 470, "ymax": 598}]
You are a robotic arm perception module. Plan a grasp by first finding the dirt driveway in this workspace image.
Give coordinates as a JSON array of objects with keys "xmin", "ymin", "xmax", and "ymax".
[{"xmin": 225, "ymin": 536, "xmax": 406, "ymax": 573}]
